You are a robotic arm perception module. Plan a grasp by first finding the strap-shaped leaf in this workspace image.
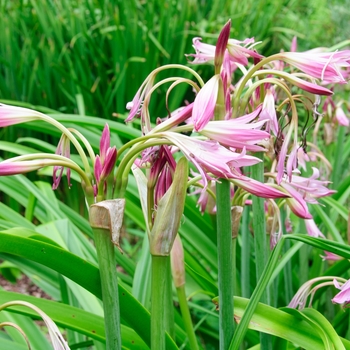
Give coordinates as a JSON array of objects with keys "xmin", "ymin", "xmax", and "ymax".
[
  {"xmin": 231, "ymin": 297, "xmax": 350, "ymax": 350},
  {"xmin": 0, "ymin": 229, "xmax": 177, "ymax": 349},
  {"xmin": 0, "ymin": 291, "xmax": 148, "ymax": 349}
]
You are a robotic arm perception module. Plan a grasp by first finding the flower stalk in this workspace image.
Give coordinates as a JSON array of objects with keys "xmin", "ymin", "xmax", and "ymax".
[
  {"xmin": 216, "ymin": 178, "xmax": 234, "ymax": 349},
  {"xmin": 89, "ymin": 200, "xmax": 125, "ymax": 350},
  {"xmin": 171, "ymin": 235, "xmax": 199, "ymax": 350},
  {"xmin": 251, "ymin": 152, "xmax": 271, "ymax": 349}
]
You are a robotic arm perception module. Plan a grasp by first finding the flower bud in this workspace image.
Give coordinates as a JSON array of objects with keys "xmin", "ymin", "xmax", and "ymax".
[
  {"xmin": 150, "ymin": 157, "xmax": 188, "ymax": 256},
  {"xmin": 170, "ymin": 235, "xmax": 185, "ymax": 288}
]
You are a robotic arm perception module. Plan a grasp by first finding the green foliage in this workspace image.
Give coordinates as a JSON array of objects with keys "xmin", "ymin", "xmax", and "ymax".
[
  {"xmin": 1, "ymin": 0, "xmax": 348, "ymax": 119},
  {"xmin": 0, "ymin": 1, "xmax": 350, "ymax": 349}
]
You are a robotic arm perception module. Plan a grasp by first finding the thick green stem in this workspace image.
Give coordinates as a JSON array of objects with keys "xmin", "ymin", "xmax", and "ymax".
[
  {"xmin": 216, "ymin": 179, "xmax": 234, "ymax": 349},
  {"xmin": 92, "ymin": 228, "xmax": 121, "ymax": 350},
  {"xmin": 176, "ymin": 285, "xmax": 199, "ymax": 350},
  {"xmin": 151, "ymin": 255, "xmax": 173, "ymax": 350},
  {"xmin": 251, "ymin": 152, "xmax": 270, "ymax": 349}
]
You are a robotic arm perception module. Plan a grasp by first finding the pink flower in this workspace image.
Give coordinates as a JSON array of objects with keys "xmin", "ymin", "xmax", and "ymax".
[
  {"xmin": 280, "ymin": 167, "xmax": 335, "ymax": 219},
  {"xmin": 151, "ymin": 104, "xmax": 194, "ymax": 134},
  {"xmin": 0, "ymin": 160, "xmax": 47, "ymax": 175},
  {"xmin": 286, "ymin": 144, "xmax": 298, "ymax": 182},
  {"xmin": 284, "ymin": 187, "xmax": 312, "ymax": 219},
  {"xmin": 282, "ymin": 167, "xmax": 335, "ymax": 204},
  {"xmin": 335, "ymin": 106, "xmax": 349, "ymax": 126},
  {"xmin": 187, "ymin": 37, "xmax": 217, "ymax": 64},
  {"xmin": 187, "ymin": 36, "xmax": 262, "ymax": 66},
  {"xmin": 259, "ymin": 89, "xmax": 279, "ymax": 136},
  {"xmin": 94, "ymin": 147, "xmax": 117, "ymax": 184},
  {"xmin": 321, "ymin": 251, "xmax": 342, "ymax": 261},
  {"xmin": 290, "ymin": 36, "xmax": 297, "ymax": 52},
  {"xmin": 192, "ymin": 75, "xmax": 220, "ymax": 131},
  {"xmin": 199, "ymin": 106, "xmax": 269, "ymax": 151},
  {"xmin": 278, "ymin": 51, "xmax": 350, "ymax": 84},
  {"xmin": 149, "ymin": 146, "xmax": 176, "ymax": 206},
  {"xmin": 0, "ymin": 103, "xmax": 42, "ymax": 127},
  {"xmin": 126, "ymin": 73, "xmax": 156, "ymax": 131},
  {"xmin": 100, "ymin": 124, "xmax": 111, "ymax": 163},
  {"xmin": 160, "ymin": 132, "xmax": 260, "ymax": 199},
  {"xmin": 332, "ymin": 279, "xmax": 350, "ymax": 306},
  {"xmin": 53, "ymin": 135, "xmax": 71, "ymax": 190},
  {"xmin": 94, "ymin": 124, "xmax": 117, "ymax": 186},
  {"xmin": 226, "ymin": 38, "xmax": 263, "ymax": 66},
  {"xmin": 305, "ymin": 219, "xmax": 325, "ymax": 238},
  {"xmin": 214, "ymin": 20, "xmax": 231, "ymax": 69},
  {"xmin": 285, "ymin": 74, "xmax": 333, "ymax": 95},
  {"xmin": 232, "ymin": 176, "xmax": 288, "ymax": 199}
]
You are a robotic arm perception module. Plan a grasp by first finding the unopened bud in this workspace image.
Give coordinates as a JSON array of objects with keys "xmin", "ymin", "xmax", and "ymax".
[
  {"xmin": 171, "ymin": 235, "xmax": 185, "ymax": 288},
  {"xmin": 150, "ymin": 157, "xmax": 188, "ymax": 256}
]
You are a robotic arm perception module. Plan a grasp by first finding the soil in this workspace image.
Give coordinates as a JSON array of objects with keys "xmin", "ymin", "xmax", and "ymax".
[{"xmin": 0, "ymin": 274, "xmax": 51, "ymax": 299}]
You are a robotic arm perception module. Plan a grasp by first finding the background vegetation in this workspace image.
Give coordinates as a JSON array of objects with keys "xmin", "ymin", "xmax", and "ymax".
[{"xmin": 0, "ymin": 1, "xmax": 349, "ymax": 349}]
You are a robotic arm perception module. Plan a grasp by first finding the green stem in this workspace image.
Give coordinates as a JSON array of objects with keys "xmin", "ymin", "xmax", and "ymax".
[
  {"xmin": 92, "ymin": 228, "xmax": 121, "ymax": 350},
  {"xmin": 216, "ymin": 179, "xmax": 234, "ymax": 349},
  {"xmin": 331, "ymin": 126, "xmax": 345, "ymax": 190},
  {"xmin": 251, "ymin": 152, "xmax": 270, "ymax": 349},
  {"xmin": 151, "ymin": 255, "xmax": 173, "ymax": 350},
  {"xmin": 176, "ymin": 285, "xmax": 199, "ymax": 350},
  {"xmin": 280, "ymin": 209, "xmax": 293, "ymax": 304},
  {"xmin": 241, "ymin": 206, "xmax": 250, "ymax": 298}
]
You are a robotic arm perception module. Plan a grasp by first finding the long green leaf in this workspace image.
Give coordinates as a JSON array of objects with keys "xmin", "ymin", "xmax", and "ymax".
[
  {"xmin": 0, "ymin": 291, "xmax": 149, "ymax": 349},
  {"xmin": 0, "ymin": 229, "xmax": 177, "ymax": 349}
]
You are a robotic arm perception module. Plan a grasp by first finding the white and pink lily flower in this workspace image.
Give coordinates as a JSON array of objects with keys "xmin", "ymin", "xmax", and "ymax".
[
  {"xmin": 278, "ymin": 50, "xmax": 350, "ymax": 84},
  {"xmin": 332, "ymin": 279, "xmax": 350, "ymax": 306}
]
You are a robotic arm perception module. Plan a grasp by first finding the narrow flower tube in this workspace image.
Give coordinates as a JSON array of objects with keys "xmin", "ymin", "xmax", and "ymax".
[
  {"xmin": 0, "ymin": 160, "xmax": 49, "ymax": 175},
  {"xmin": 200, "ymin": 106, "xmax": 270, "ymax": 151},
  {"xmin": 231, "ymin": 176, "xmax": 288, "ymax": 199},
  {"xmin": 0, "ymin": 103, "xmax": 43, "ymax": 127}
]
